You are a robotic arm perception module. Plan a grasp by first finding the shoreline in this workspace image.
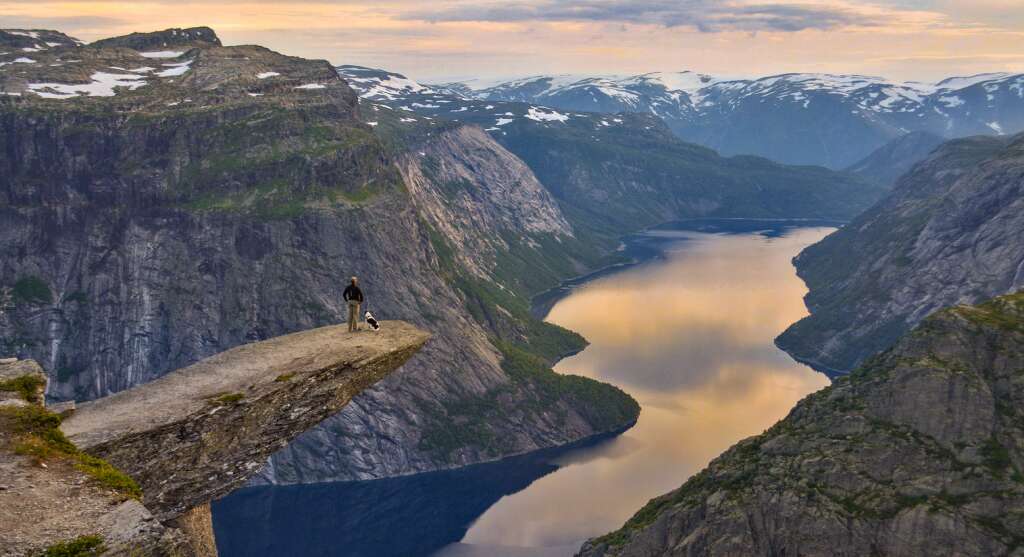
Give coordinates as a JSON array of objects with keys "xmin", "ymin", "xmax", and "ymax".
[
  {"xmin": 531, "ymin": 217, "xmax": 846, "ymax": 319},
  {"xmin": 772, "ymin": 338, "xmax": 850, "ymax": 379}
]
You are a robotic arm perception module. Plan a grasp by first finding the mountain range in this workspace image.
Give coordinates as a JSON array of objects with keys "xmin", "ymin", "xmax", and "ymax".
[
  {"xmin": 338, "ymin": 64, "xmax": 885, "ymax": 237},
  {"xmin": 3, "ymin": 22, "xmax": 1024, "ymax": 557},
  {"xmin": 0, "ymin": 27, "xmax": 880, "ymax": 487},
  {"xmin": 0, "ymin": 26, "xmax": 640, "ymax": 486},
  {"xmin": 439, "ymin": 70, "xmax": 1024, "ymax": 169}
]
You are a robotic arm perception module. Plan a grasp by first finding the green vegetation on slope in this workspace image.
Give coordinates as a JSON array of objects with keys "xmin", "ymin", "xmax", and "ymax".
[
  {"xmin": 0, "ymin": 382, "xmax": 142, "ymax": 500},
  {"xmin": 498, "ymin": 342, "xmax": 640, "ymax": 432},
  {"xmin": 11, "ymin": 276, "xmax": 52, "ymax": 306},
  {"xmin": 418, "ymin": 209, "xmax": 640, "ymax": 464},
  {"xmin": 418, "ymin": 342, "xmax": 640, "ymax": 463},
  {"xmin": 40, "ymin": 535, "xmax": 106, "ymax": 557},
  {"xmin": 397, "ymin": 120, "xmax": 646, "ymax": 463},
  {"xmin": 165, "ymin": 108, "xmax": 405, "ymax": 216},
  {"xmin": 0, "ymin": 373, "xmax": 47, "ymax": 403}
]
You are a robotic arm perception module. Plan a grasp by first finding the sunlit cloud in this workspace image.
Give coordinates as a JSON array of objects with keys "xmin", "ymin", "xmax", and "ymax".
[
  {"xmin": 402, "ymin": 0, "xmax": 890, "ymax": 32},
  {"xmin": 1, "ymin": 0, "xmax": 1022, "ymax": 81}
]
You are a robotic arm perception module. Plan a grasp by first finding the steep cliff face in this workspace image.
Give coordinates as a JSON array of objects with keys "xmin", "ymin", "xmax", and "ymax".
[
  {"xmin": 776, "ymin": 133, "xmax": 1024, "ymax": 374},
  {"xmin": 396, "ymin": 125, "xmax": 572, "ymax": 280},
  {"xmin": 581, "ymin": 292, "xmax": 1024, "ymax": 557},
  {"xmin": 0, "ymin": 48, "xmax": 401, "ymax": 397},
  {"xmin": 262, "ymin": 119, "xmax": 637, "ymax": 484},
  {"xmin": 0, "ymin": 27, "xmax": 638, "ymax": 485},
  {"xmin": 2, "ymin": 323, "xmax": 427, "ymax": 555}
]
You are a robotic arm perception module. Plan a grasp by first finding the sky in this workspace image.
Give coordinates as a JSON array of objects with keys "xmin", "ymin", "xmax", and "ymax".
[{"xmin": 2, "ymin": 1, "xmax": 1023, "ymax": 83}]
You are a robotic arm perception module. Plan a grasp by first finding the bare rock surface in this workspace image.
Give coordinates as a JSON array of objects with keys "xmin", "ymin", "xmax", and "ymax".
[
  {"xmin": 1, "ymin": 359, "xmax": 183, "ymax": 556},
  {"xmin": 0, "ymin": 25, "xmax": 638, "ymax": 486},
  {"xmin": 0, "ymin": 452, "xmax": 179, "ymax": 556},
  {"xmin": 62, "ymin": 321, "xmax": 429, "ymax": 518},
  {"xmin": 1, "ymin": 322, "xmax": 426, "ymax": 554}
]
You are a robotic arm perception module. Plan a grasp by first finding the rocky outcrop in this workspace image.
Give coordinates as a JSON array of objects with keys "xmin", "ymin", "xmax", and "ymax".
[
  {"xmin": 396, "ymin": 124, "xmax": 572, "ymax": 280},
  {"xmin": 61, "ymin": 321, "xmax": 429, "ymax": 518},
  {"xmin": 581, "ymin": 292, "xmax": 1024, "ymax": 557},
  {"xmin": 1, "ymin": 322, "xmax": 425, "ymax": 555},
  {"xmin": 0, "ymin": 26, "xmax": 639, "ymax": 487},
  {"xmin": 467, "ymin": 71, "xmax": 1024, "ymax": 169},
  {"xmin": 0, "ymin": 29, "xmax": 79, "ymax": 50},
  {"xmin": 90, "ymin": 26, "xmax": 221, "ymax": 50},
  {"xmin": 0, "ymin": 358, "xmax": 45, "ymax": 405},
  {"xmin": 777, "ymin": 132, "xmax": 1024, "ymax": 374},
  {"xmin": 1, "ymin": 359, "xmax": 186, "ymax": 556}
]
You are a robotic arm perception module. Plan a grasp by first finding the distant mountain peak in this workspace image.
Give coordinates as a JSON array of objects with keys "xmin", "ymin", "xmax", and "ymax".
[
  {"xmin": 89, "ymin": 26, "xmax": 221, "ymax": 50},
  {"xmin": 934, "ymin": 72, "xmax": 1014, "ymax": 91},
  {"xmin": 0, "ymin": 29, "xmax": 81, "ymax": 50}
]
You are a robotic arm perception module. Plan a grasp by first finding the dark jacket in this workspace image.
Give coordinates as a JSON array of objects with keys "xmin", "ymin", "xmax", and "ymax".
[{"xmin": 343, "ymin": 284, "xmax": 364, "ymax": 303}]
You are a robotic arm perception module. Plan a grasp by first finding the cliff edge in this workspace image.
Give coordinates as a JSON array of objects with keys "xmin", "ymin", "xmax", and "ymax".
[{"xmin": 1, "ymin": 322, "xmax": 428, "ymax": 555}]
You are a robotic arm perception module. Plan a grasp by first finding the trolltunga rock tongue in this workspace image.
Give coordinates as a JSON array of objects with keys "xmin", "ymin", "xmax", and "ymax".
[{"xmin": 61, "ymin": 321, "xmax": 429, "ymax": 519}]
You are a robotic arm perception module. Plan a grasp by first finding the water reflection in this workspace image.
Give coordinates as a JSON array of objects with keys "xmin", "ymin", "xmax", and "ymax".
[
  {"xmin": 452, "ymin": 224, "xmax": 832, "ymax": 553},
  {"xmin": 213, "ymin": 221, "xmax": 834, "ymax": 557},
  {"xmin": 212, "ymin": 435, "xmax": 616, "ymax": 557}
]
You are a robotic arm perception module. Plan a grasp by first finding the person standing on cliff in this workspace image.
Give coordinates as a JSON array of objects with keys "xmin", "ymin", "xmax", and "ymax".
[{"xmin": 343, "ymin": 276, "xmax": 365, "ymax": 332}]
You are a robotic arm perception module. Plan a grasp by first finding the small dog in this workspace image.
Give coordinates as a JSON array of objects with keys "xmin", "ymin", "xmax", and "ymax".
[{"xmin": 364, "ymin": 311, "xmax": 381, "ymax": 331}]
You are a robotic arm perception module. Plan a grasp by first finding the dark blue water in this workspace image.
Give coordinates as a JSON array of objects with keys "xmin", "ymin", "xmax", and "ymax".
[
  {"xmin": 212, "ymin": 432, "xmax": 622, "ymax": 557},
  {"xmin": 213, "ymin": 219, "xmax": 838, "ymax": 557}
]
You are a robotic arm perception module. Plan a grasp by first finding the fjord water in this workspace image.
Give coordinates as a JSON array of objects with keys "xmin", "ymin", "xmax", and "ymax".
[{"xmin": 213, "ymin": 221, "xmax": 834, "ymax": 557}]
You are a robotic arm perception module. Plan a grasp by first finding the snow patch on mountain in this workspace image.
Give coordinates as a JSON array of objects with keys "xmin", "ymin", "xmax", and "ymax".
[
  {"xmin": 525, "ymin": 106, "xmax": 570, "ymax": 122},
  {"xmin": 156, "ymin": 60, "xmax": 192, "ymax": 77},
  {"xmin": 139, "ymin": 51, "xmax": 185, "ymax": 59},
  {"xmin": 935, "ymin": 73, "xmax": 1012, "ymax": 91},
  {"xmin": 0, "ymin": 57, "xmax": 36, "ymax": 67},
  {"xmin": 27, "ymin": 71, "xmax": 147, "ymax": 99},
  {"xmin": 939, "ymin": 95, "xmax": 965, "ymax": 108}
]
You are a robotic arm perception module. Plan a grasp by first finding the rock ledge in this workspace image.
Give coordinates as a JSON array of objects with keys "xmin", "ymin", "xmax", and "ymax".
[{"xmin": 61, "ymin": 321, "xmax": 429, "ymax": 519}]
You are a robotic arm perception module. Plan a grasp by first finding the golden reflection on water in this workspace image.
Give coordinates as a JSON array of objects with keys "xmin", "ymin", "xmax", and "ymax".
[{"xmin": 460, "ymin": 227, "xmax": 833, "ymax": 550}]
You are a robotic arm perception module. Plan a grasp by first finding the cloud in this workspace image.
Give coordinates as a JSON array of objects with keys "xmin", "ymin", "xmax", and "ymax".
[
  {"xmin": 0, "ymin": 14, "xmax": 125, "ymax": 29},
  {"xmin": 401, "ymin": 0, "xmax": 887, "ymax": 32}
]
